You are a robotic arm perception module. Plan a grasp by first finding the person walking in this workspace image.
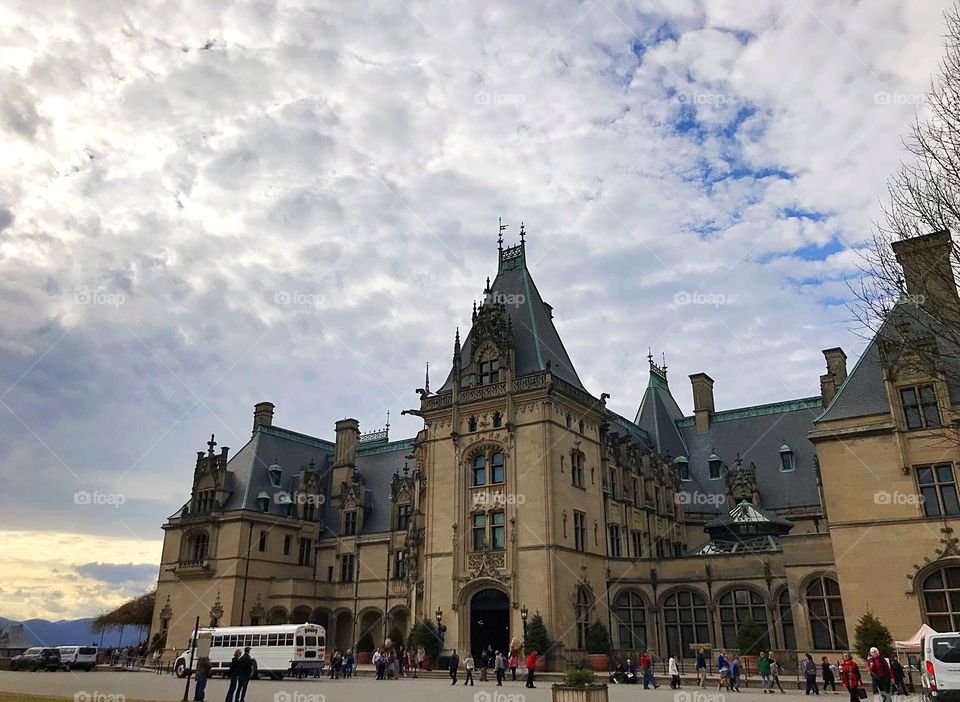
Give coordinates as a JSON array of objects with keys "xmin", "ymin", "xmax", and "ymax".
[
  {"xmin": 194, "ymin": 656, "xmax": 212, "ymax": 702},
  {"xmin": 495, "ymin": 650, "xmax": 505, "ymax": 686},
  {"xmin": 449, "ymin": 650, "xmax": 460, "ymax": 685},
  {"xmin": 669, "ymin": 654, "xmax": 681, "ymax": 689},
  {"xmin": 641, "ymin": 650, "xmax": 659, "ymax": 689},
  {"xmin": 525, "ymin": 649, "xmax": 538, "ymax": 689},
  {"xmin": 464, "ymin": 652, "xmax": 475, "ymax": 685},
  {"xmin": 770, "ymin": 657, "xmax": 786, "ymax": 694},
  {"xmin": 416, "ymin": 645, "xmax": 425, "ymax": 676},
  {"xmin": 868, "ymin": 647, "xmax": 893, "ymax": 702},
  {"xmin": 696, "ymin": 647, "xmax": 708, "ymax": 688},
  {"xmin": 731, "ymin": 656, "xmax": 742, "ymax": 692},
  {"xmin": 343, "ymin": 648, "xmax": 354, "ymax": 678},
  {"xmin": 509, "ymin": 651, "xmax": 519, "ymax": 681},
  {"xmin": 823, "ymin": 656, "xmax": 838, "ymax": 693},
  {"xmin": 890, "ymin": 656, "xmax": 906, "ymax": 695},
  {"xmin": 478, "ymin": 648, "xmax": 488, "ymax": 682},
  {"xmin": 759, "ymin": 652, "xmax": 772, "ymax": 693},
  {"xmin": 803, "ymin": 653, "xmax": 821, "ymax": 695},
  {"xmin": 224, "ymin": 649, "xmax": 241, "ymax": 702},
  {"xmin": 841, "ymin": 653, "xmax": 863, "ymax": 702},
  {"xmin": 235, "ymin": 647, "xmax": 253, "ymax": 702}
]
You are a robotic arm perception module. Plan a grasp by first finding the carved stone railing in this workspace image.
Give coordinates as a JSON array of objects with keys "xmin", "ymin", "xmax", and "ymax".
[
  {"xmin": 420, "ymin": 372, "xmax": 608, "ymax": 412},
  {"xmin": 458, "ymin": 382, "xmax": 507, "ymax": 403}
]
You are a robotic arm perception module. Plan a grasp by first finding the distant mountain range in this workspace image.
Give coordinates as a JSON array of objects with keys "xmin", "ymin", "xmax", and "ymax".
[{"xmin": 0, "ymin": 617, "xmax": 144, "ymax": 648}]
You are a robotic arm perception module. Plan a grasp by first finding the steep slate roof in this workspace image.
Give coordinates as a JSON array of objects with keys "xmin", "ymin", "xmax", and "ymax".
[
  {"xmin": 817, "ymin": 300, "xmax": 960, "ymax": 423},
  {"xmin": 173, "ymin": 424, "xmax": 412, "ymax": 536},
  {"xmin": 633, "ymin": 361, "xmax": 823, "ymax": 513},
  {"xmin": 633, "ymin": 365, "xmax": 687, "ymax": 458},
  {"xmin": 440, "ymin": 241, "xmax": 585, "ymax": 392}
]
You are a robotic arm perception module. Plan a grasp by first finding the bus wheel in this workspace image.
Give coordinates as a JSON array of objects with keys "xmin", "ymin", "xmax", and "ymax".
[{"xmin": 174, "ymin": 660, "xmax": 187, "ymax": 678}]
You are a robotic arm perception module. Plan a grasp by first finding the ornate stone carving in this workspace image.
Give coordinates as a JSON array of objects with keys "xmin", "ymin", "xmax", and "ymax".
[{"xmin": 468, "ymin": 550, "xmax": 508, "ymax": 578}]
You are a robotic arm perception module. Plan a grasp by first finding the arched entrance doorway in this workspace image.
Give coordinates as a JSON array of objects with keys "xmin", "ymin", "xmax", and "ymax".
[{"xmin": 470, "ymin": 588, "xmax": 510, "ymax": 657}]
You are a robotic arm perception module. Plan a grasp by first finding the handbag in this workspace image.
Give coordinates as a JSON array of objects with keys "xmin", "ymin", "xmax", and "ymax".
[{"xmin": 857, "ymin": 687, "xmax": 868, "ymax": 699}]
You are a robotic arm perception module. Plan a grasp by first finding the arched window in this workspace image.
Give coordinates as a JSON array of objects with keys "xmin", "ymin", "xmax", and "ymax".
[
  {"xmin": 663, "ymin": 590, "xmax": 710, "ymax": 659},
  {"xmin": 493, "ymin": 412, "xmax": 502, "ymax": 428},
  {"xmin": 923, "ymin": 566, "xmax": 960, "ymax": 631},
  {"xmin": 472, "ymin": 455, "xmax": 487, "ymax": 486},
  {"xmin": 806, "ymin": 576, "xmax": 847, "ymax": 650},
  {"xmin": 189, "ymin": 531, "xmax": 209, "ymax": 562},
  {"xmin": 491, "ymin": 452, "xmax": 505, "ymax": 484},
  {"xmin": 718, "ymin": 588, "xmax": 769, "ymax": 650},
  {"xmin": 778, "ymin": 589, "xmax": 796, "ymax": 650},
  {"xmin": 468, "ymin": 416, "xmax": 478, "ymax": 432},
  {"xmin": 614, "ymin": 591, "xmax": 646, "ymax": 650},
  {"xmin": 575, "ymin": 588, "xmax": 593, "ymax": 649}
]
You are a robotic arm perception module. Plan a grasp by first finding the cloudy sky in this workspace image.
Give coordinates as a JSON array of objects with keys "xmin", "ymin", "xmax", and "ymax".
[{"xmin": 0, "ymin": 0, "xmax": 952, "ymax": 619}]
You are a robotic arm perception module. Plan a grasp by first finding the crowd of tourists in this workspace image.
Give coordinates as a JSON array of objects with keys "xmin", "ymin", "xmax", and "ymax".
[{"xmin": 447, "ymin": 646, "xmax": 533, "ymax": 688}]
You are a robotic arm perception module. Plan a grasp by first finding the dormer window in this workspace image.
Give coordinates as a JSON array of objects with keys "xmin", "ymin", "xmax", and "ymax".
[
  {"xmin": 779, "ymin": 443, "xmax": 795, "ymax": 472},
  {"xmin": 257, "ymin": 491, "xmax": 270, "ymax": 513},
  {"xmin": 343, "ymin": 510, "xmax": 358, "ymax": 536},
  {"xmin": 674, "ymin": 456, "xmax": 690, "ymax": 481},
  {"xmin": 708, "ymin": 453, "xmax": 722, "ymax": 480},
  {"xmin": 468, "ymin": 416, "xmax": 478, "ymax": 432},
  {"xmin": 900, "ymin": 384, "xmax": 942, "ymax": 430},
  {"xmin": 478, "ymin": 358, "xmax": 500, "ymax": 385},
  {"xmin": 493, "ymin": 412, "xmax": 502, "ymax": 428},
  {"xmin": 268, "ymin": 462, "xmax": 282, "ymax": 488}
]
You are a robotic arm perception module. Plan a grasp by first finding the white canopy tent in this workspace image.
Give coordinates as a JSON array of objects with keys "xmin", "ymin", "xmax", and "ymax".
[{"xmin": 896, "ymin": 623, "xmax": 938, "ymax": 652}]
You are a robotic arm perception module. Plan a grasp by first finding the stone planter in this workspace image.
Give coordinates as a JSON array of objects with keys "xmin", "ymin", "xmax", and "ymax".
[
  {"xmin": 552, "ymin": 684, "xmax": 609, "ymax": 702},
  {"xmin": 587, "ymin": 654, "xmax": 608, "ymax": 672}
]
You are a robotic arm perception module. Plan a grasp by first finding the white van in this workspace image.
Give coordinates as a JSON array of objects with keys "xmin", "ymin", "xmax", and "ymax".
[
  {"xmin": 58, "ymin": 646, "xmax": 98, "ymax": 671},
  {"xmin": 923, "ymin": 632, "xmax": 960, "ymax": 701}
]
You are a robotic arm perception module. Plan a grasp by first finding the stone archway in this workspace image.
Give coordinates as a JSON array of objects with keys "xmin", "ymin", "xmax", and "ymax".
[
  {"xmin": 470, "ymin": 588, "xmax": 510, "ymax": 658},
  {"xmin": 334, "ymin": 611, "xmax": 352, "ymax": 652}
]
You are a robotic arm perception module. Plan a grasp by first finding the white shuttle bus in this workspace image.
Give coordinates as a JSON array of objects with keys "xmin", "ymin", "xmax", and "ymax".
[{"xmin": 175, "ymin": 623, "xmax": 325, "ymax": 680}]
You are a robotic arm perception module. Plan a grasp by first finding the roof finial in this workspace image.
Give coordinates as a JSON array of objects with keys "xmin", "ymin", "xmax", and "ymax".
[
  {"xmin": 386, "ymin": 410, "xmax": 390, "ymax": 435},
  {"xmin": 485, "ymin": 276, "xmax": 491, "ymax": 293},
  {"xmin": 208, "ymin": 434, "xmax": 217, "ymax": 455},
  {"xmin": 498, "ymin": 217, "xmax": 507, "ymax": 252},
  {"xmin": 647, "ymin": 347, "xmax": 653, "ymax": 366},
  {"xmin": 425, "ymin": 361, "xmax": 430, "ymax": 395},
  {"xmin": 519, "ymin": 221, "xmax": 526, "ymax": 244}
]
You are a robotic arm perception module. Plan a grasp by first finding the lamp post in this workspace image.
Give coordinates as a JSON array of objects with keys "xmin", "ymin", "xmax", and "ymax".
[
  {"xmin": 435, "ymin": 606, "xmax": 446, "ymax": 648},
  {"xmin": 521, "ymin": 604, "xmax": 528, "ymax": 641}
]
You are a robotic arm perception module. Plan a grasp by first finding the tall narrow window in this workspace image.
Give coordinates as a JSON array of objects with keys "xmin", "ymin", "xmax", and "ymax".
[
  {"xmin": 343, "ymin": 511, "xmax": 358, "ymax": 536},
  {"xmin": 298, "ymin": 538, "xmax": 312, "ymax": 566},
  {"xmin": 283, "ymin": 534, "xmax": 292, "ymax": 556},
  {"xmin": 491, "ymin": 511, "xmax": 506, "ymax": 550},
  {"xmin": 396, "ymin": 503, "xmax": 412, "ymax": 530},
  {"xmin": 491, "ymin": 452, "xmax": 505, "ymax": 484},
  {"xmin": 394, "ymin": 550, "xmax": 406, "ymax": 580},
  {"xmin": 190, "ymin": 532, "xmax": 209, "ymax": 562},
  {"xmin": 493, "ymin": 412, "xmax": 502, "ymax": 428},
  {"xmin": 573, "ymin": 511, "xmax": 586, "ymax": 552},
  {"xmin": 632, "ymin": 530, "xmax": 644, "ymax": 558},
  {"xmin": 571, "ymin": 451, "xmax": 585, "ymax": 488},
  {"xmin": 468, "ymin": 416, "xmax": 478, "ymax": 432},
  {"xmin": 608, "ymin": 524, "xmax": 622, "ymax": 558},
  {"xmin": 339, "ymin": 554, "xmax": 354, "ymax": 582},
  {"xmin": 901, "ymin": 385, "xmax": 942, "ymax": 430},
  {"xmin": 614, "ymin": 591, "xmax": 647, "ymax": 650},
  {"xmin": 778, "ymin": 589, "xmax": 796, "ymax": 650},
  {"xmin": 472, "ymin": 513, "xmax": 487, "ymax": 550},
  {"xmin": 472, "ymin": 455, "xmax": 487, "ymax": 486},
  {"xmin": 575, "ymin": 588, "xmax": 592, "ymax": 649},
  {"xmin": 258, "ymin": 530, "xmax": 267, "ymax": 552},
  {"xmin": 806, "ymin": 576, "xmax": 847, "ymax": 650},
  {"xmin": 918, "ymin": 464, "xmax": 960, "ymax": 517}
]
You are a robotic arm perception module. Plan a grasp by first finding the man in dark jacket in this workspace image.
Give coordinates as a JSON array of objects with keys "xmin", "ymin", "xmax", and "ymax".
[
  {"xmin": 449, "ymin": 650, "xmax": 460, "ymax": 685},
  {"xmin": 235, "ymin": 647, "xmax": 253, "ymax": 702},
  {"xmin": 224, "ymin": 650, "xmax": 241, "ymax": 702}
]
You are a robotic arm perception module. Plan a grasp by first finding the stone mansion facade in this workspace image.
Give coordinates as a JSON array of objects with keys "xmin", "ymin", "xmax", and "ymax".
[{"xmin": 152, "ymin": 229, "xmax": 960, "ymax": 666}]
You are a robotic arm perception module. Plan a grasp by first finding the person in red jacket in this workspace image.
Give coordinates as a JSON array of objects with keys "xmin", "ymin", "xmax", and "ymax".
[
  {"xmin": 841, "ymin": 653, "xmax": 862, "ymax": 702},
  {"xmin": 868, "ymin": 647, "xmax": 893, "ymax": 702},
  {"xmin": 525, "ymin": 650, "xmax": 537, "ymax": 689}
]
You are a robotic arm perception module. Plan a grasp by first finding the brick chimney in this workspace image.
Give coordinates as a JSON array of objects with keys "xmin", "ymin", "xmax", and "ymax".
[
  {"xmin": 333, "ymin": 418, "xmax": 360, "ymax": 469},
  {"xmin": 819, "ymin": 348, "xmax": 847, "ymax": 408},
  {"xmin": 253, "ymin": 402, "xmax": 274, "ymax": 432},
  {"xmin": 690, "ymin": 373, "xmax": 715, "ymax": 433},
  {"xmin": 891, "ymin": 230, "xmax": 960, "ymax": 324}
]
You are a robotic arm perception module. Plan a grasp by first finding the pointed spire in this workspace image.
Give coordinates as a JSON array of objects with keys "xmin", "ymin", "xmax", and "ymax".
[
  {"xmin": 519, "ymin": 221, "xmax": 526, "ymax": 245},
  {"xmin": 453, "ymin": 327, "xmax": 462, "ymax": 368},
  {"xmin": 424, "ymin": 361, "xmax": 430, "ymax": 395}
]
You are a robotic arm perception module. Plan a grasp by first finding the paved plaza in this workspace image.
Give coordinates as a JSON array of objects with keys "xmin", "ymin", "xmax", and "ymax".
[{"xmin": 0, "ymin": 670, "xmax": 924, "ymax": 702}]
